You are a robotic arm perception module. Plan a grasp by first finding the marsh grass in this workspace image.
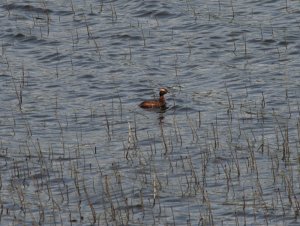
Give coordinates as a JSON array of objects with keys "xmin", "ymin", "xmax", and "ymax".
[
  {"xmin": 1, "ymin": 0, "xmax": 300, "ymax": 225},
  {"xmin": 2, "ymin": 82, "xmax": 300, "ymax": 225}
]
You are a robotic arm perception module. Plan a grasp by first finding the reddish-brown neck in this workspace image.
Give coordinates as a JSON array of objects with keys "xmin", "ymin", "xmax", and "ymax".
[{"xmin": 159, "ymin": 96, "xmax": 165, "ymax": 103}]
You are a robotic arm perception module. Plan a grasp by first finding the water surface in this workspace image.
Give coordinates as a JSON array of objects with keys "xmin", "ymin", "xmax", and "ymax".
[{"xmin": 1, "ymin": 0, "xmax": 300, "ymax": 225}]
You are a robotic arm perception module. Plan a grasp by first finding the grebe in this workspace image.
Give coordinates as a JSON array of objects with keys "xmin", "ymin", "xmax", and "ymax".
[{"xmin": 139, "ymin": 88, "xmax": 169, "ymax": 109}]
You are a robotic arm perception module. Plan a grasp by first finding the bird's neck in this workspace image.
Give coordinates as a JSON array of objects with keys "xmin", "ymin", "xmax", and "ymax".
[{"xmin": 159, "ymin": 96, "xmax": 165, "ymax": 103}]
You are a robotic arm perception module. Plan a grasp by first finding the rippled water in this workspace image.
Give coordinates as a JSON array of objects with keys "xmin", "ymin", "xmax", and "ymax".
[{"xmin": 1, "ymin": 0, "xmax": 300, "ymax": 225}]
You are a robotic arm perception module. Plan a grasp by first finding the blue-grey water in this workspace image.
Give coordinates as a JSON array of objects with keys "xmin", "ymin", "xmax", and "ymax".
[{"xmin": 1, "ymin": 0, "xmax": 300, "ymax": 225}]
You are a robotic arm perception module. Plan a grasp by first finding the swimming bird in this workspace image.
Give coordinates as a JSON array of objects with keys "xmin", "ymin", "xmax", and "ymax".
[{"xmin": 139, "ymin": 88, "xmax": 169, "ymax": 109}]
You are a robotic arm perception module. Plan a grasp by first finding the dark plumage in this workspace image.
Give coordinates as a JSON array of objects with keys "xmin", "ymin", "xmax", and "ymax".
[{"xmin": 139, "ymin": 88, "xmax": 169, "ymax": 109}]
